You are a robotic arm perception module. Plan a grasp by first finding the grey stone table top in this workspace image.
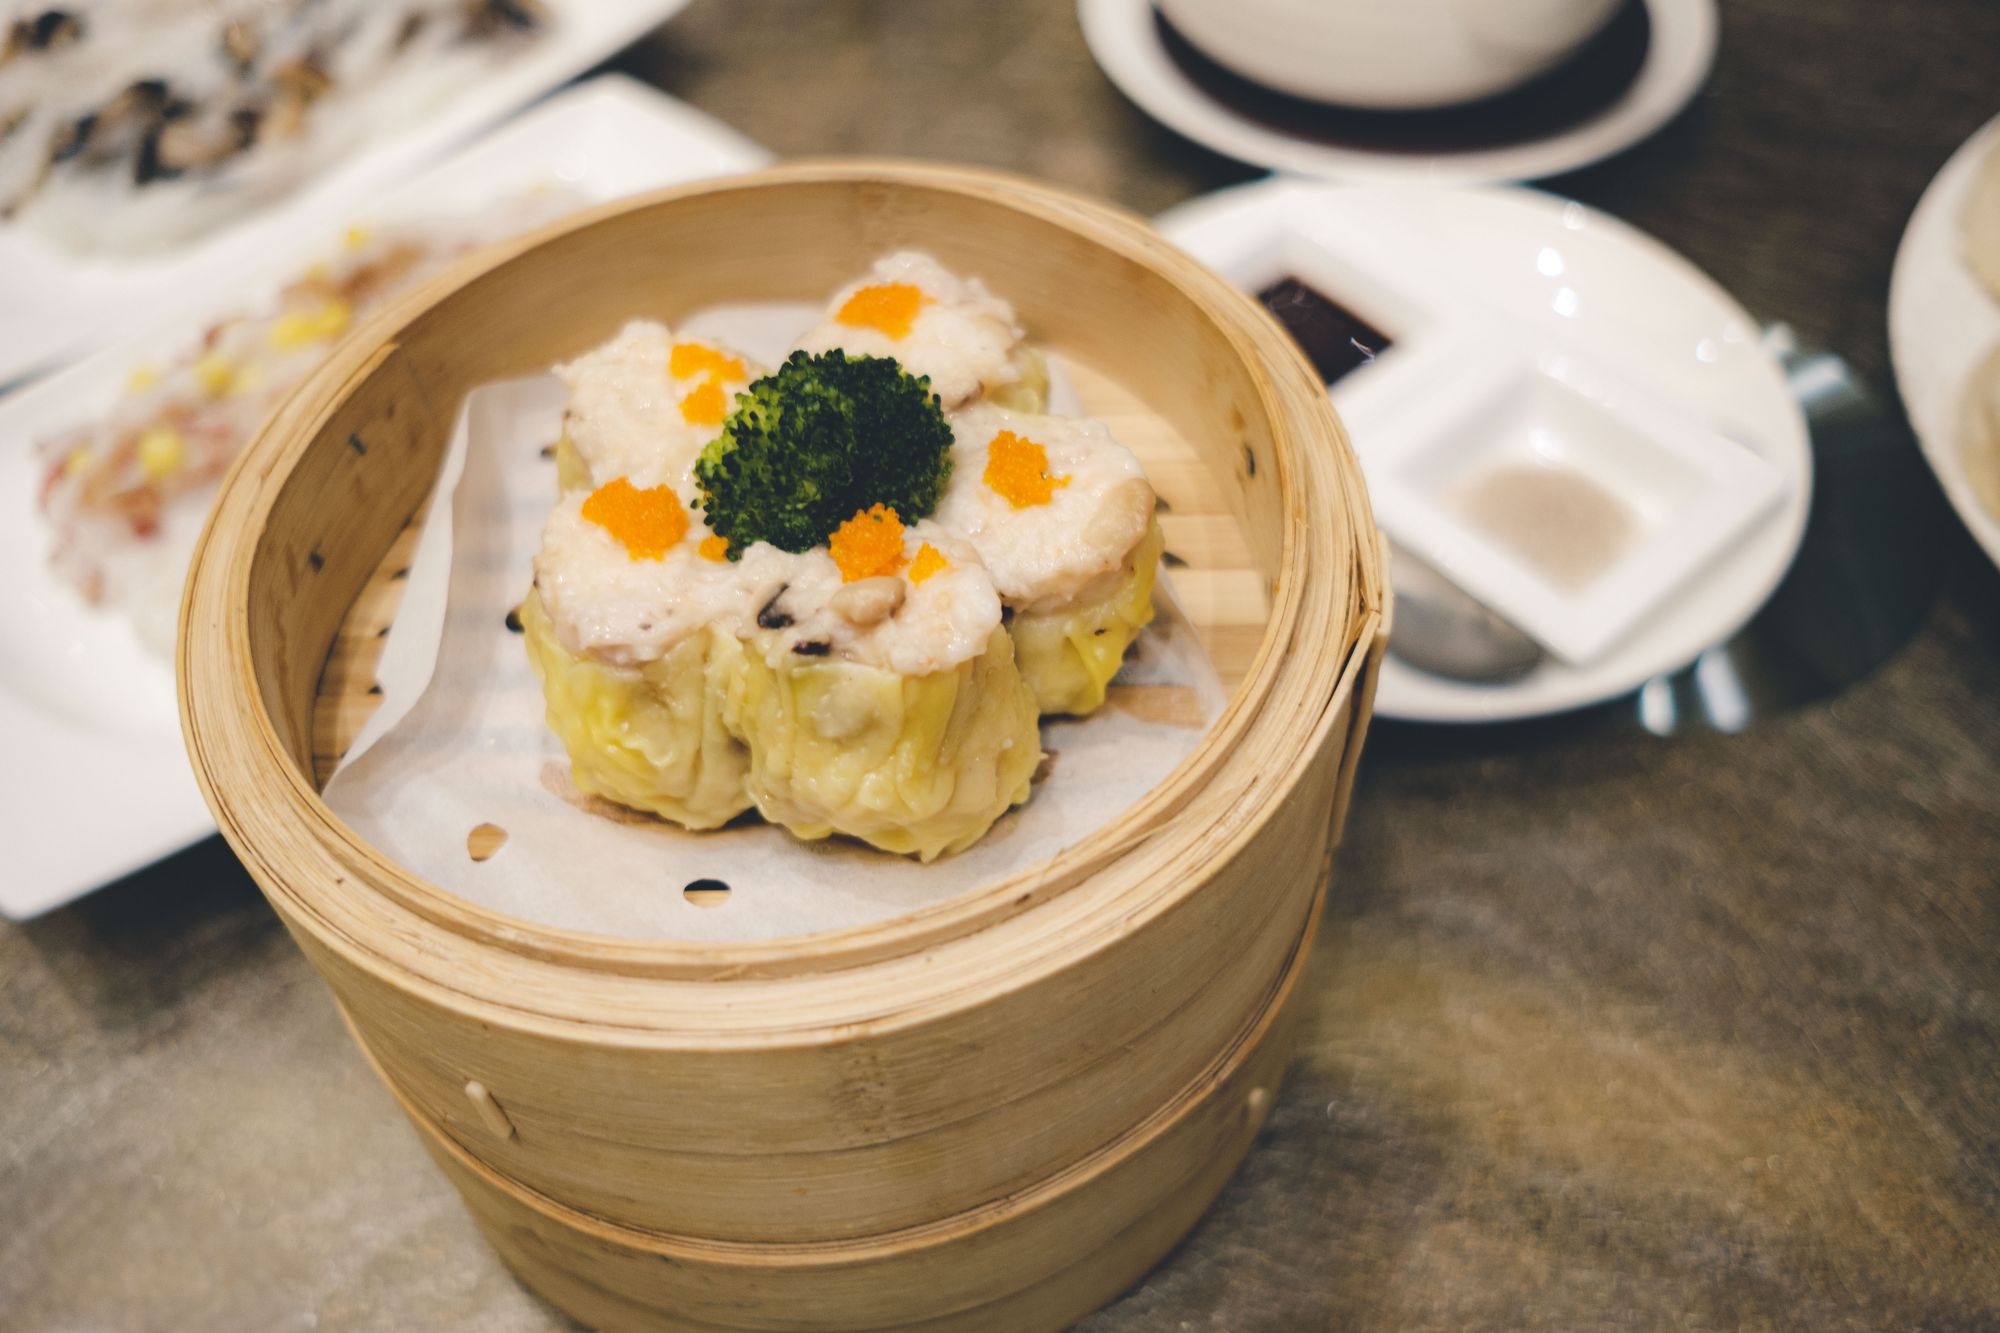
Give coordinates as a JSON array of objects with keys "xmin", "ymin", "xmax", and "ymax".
[{"xmin": 5, "ymin": 1, "xmax": 1998, "ymax": 1328}]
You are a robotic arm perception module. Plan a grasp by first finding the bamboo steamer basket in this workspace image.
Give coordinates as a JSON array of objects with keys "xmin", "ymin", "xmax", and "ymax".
[
  {"xmin": 179, "ymin": 162, "xmax": 1386, "ymax": 1326},
  {"xmin": 346, "ymin": 878, "xmax": 1320, "ymax": 1333}
]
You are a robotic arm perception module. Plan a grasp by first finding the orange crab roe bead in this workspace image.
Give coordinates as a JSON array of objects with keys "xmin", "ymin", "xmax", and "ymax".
[
  {"xmin": 581, "ymin": 477, "xmax": 689, "ymax": 560},
  {"xmin": 982, "ymin": 430, "xmax": 1070, "ymax": 509},
  {"xmin": 669, "ymin": 343, "xmax": 747, "ymax": 382},
  {"xmin": 679, "ymin": 378, "xmax": 730, "ymax": 426},
  {"xmin": 907, "ymin": 542, "xmax": 949, "ymax": 586},
  {"xmin": 835, "ymin": 282, "xmax": 926, "ymax": 340},
  {"xmin": 828, "ymin": 504, "xmax": 907, "ymax": 582},
  {"xmin": 697, "ymin": 533, "xmax": 730, "ymax": 562}
]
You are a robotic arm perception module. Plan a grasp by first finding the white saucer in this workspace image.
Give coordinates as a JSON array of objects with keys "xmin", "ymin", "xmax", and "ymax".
[
  {"xmin": 1157, "ymin": 178, "xmax": 1812, "ymax": 723},
  {"xmin": 1080, "ymin": 0, "xmax": 1717, "ymax": 185},
  {"xmin": 0, "ymin": 76, "xmax": 768, "ymax": 921},
  {"xmin": 1888, "ymin": 112, "xmax": 2000, "ymax": 572}
]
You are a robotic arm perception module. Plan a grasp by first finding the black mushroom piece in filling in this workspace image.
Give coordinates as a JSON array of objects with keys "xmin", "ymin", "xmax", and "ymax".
[{"xmin": 756, "ymin": 587, "xmax": 794, "ymax": 631}]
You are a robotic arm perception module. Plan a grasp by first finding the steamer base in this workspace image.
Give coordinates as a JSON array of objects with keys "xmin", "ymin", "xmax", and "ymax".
[{"xmin": 342, "ymin": 895, "xmax": 1321, "ymax": 1333}]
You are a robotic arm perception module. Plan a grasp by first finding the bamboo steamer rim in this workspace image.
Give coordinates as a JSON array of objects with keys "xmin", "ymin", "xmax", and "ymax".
[{"xmin": 179, "ymin": 161, "xmax": 1384, "ymax": 1034}]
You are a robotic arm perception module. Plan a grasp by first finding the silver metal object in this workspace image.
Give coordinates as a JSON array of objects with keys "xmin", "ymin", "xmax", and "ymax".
[{"xmin": 1385, "ymin": 540, "xmax": 1544, "ymax": 683}]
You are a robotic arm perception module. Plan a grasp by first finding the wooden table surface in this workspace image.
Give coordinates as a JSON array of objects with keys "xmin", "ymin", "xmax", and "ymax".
[{"xmin": 5, "ymin": 2, "xmax": 1998, "ymax": 1329}]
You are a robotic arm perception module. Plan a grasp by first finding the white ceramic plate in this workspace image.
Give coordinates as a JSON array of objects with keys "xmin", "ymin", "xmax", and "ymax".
[
  {"xmin": 1079, "ymin": 0, "xmax": 1716, "ymax": 186},
  {"xmin": 0, "ymin": 0, "xmax": 692, "ymax": 389},
  {"xmin": 1888, "ymin": 113, "xmax": 2000, "ymax": 571},
  {"xmin": 0, "ymin": 76, "xmax": 769, "ymax": 920},
  {"xmin": 1157, "ymin": 178, "xmax": 1812, "ymax": 722}
]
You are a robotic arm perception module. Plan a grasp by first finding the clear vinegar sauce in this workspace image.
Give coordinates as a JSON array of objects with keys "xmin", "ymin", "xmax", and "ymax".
[{"xmin": 1451, "ymin": 463, "xmax": 1639, "ymax": 592}]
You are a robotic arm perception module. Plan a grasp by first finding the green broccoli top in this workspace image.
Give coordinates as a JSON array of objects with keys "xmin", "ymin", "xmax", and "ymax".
[{"xmin": 694, "ymin": 350, "xmax": 954, "ymax": 557}]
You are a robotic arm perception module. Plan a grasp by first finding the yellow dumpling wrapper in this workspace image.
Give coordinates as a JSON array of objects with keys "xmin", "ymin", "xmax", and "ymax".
[
  {"xmin": 719, "ymin": 627, "xmax": 1042, "ymax": 861},
  {"xmin": 551, "ymin": 434, "xmax": 592, "ymax": 493},
  {"xmin": 520, "ymin": 593, "xmax": 752, "ymax": 830},
  {"xmin": 986, "ymin": 346, "xmax": 1050, "ymax": 414},
  {"xmin": 1010, "ymin": 518, "xmax": 1163, "ymax": 716}
]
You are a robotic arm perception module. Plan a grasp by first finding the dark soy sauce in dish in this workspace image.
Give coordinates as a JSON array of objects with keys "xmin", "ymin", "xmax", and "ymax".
[{"xmin": 1257, "ymin": 277, "xmax": 1394, "ymax": 385}]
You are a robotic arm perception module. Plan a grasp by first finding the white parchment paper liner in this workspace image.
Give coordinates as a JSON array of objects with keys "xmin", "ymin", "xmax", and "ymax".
[{"xmin": 325, "ymin": 325, "xmax": 1224, "ymax": 942}]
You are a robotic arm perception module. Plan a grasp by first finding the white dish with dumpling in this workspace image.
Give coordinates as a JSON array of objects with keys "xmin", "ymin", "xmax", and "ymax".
[
  {"xmin": 0, "ymin": 76, "xmax": 767, "ymax": 921},
  {"xmin": 1888, "ymin": 111, "xmax": 2000, "ymax": 573},
  {"xmin": 0, "ymin": 2, "xmax": 701, "ymax": 386}
]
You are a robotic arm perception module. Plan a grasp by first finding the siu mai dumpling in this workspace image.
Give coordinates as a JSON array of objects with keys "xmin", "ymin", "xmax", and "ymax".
[
  {"xmin": 795, "ymin": 251, "xmax": 1039, "ymax": 409},
  {"xmin": 939, "ymin": 404, "xmax": 1161, "ymax": 715},
  {"xmin": 717, "ymin": 515, "xmax": 1041, "ymax": 862}
]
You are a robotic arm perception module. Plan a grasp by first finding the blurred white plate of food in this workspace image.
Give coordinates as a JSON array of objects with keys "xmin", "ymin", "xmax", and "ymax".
[
  {"xmin": 0, "ymin": 0, "xmax": 693, "ymax": 388},
  {"xmin": 0, "ymin": 74, "xmax": 768, "ymax": 920},
  {"xmin": 1079, "ymin": 0, "xmax": 1716, "ymax": 186},
  {"xmin": 1157, "ymin": 178, "xmax": 1812, "ymax": 723},
  {"xmin": 1888, "ymin": 112, "xmax": 2000, "ymax": 571}
]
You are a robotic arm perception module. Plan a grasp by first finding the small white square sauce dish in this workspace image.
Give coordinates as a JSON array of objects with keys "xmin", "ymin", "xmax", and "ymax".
[{"xmin": 1355, "ymin": 347, "xmax": 1791, "ymax": 666}]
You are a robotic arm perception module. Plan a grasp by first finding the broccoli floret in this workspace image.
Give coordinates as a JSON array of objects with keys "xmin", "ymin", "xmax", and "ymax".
[{"xmin": 695, "ymin": 350, "xmax": 954, "ymax": 557}]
